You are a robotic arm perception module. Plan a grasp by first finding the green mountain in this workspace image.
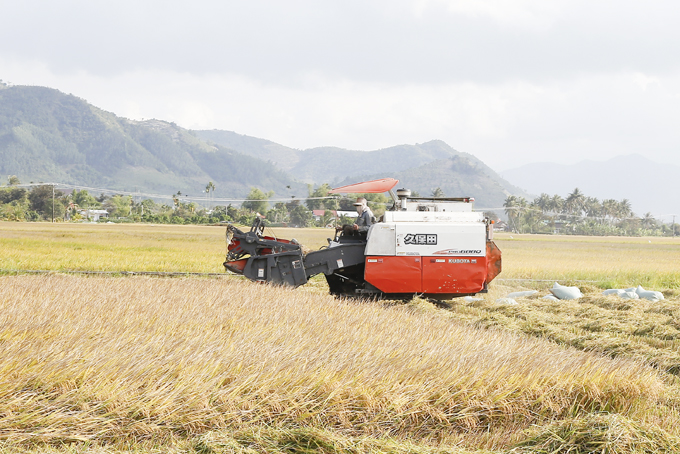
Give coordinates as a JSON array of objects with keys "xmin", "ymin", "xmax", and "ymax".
[
  {"xmin": 194, "ymin": 130, "xmax": 456, "ymax": 183},
  {"xmin": 0, "ymin": 83, "xmax": 526, "ymax": 209},
  {"xmin": 334, "ymin": 152, "xmax": 530, "ymax": 212},
  {"xmin": 0, "ymin": 85, "xmax": 304, "ymax": 198},
  {"xmin": 194, "ymin": 129, "xmax": 303, "ymax": 170},
  {"xmin": 195, "ymin": 129, "xmax": 526, "ymax": 210},
  {"xmin": 292, "ymin": 141, "xmax": 456, "ymax": 183}
]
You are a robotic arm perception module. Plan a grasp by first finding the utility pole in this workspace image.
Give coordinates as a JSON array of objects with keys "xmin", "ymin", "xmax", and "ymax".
[
  {"xmin": 673, "ymin": 215, "xmax": 676, "ymax": 238},
  {"xmin": 52, "ymin": 184, "xmax": 55, "ymax": 223}
]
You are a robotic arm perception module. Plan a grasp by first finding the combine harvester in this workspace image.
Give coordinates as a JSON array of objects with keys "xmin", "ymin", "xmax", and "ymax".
[{"xmin": 224, "ymin": 178, "xmax": 501, "ymax": 299}]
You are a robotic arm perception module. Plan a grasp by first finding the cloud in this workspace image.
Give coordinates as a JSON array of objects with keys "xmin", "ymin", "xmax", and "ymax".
[
  {"xmin": 3, "ymin": 0, "xmax": 680, "ymax": 86},
  {"xmin": 7, "ymin": 57, "xmax": 679, "ymax": 168},
  {"xmin": 414, "ymin": 0, "xmax": 568, "ymax": 30},
  {"xmin": 3, "ymin": 1, "xmax": 680, "ymax": 171}
]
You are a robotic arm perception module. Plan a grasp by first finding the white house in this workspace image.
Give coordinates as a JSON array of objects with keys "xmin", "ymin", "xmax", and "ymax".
[{"xmin": 80, "ymin": 209, "xmax": 109, "ymax": 222}]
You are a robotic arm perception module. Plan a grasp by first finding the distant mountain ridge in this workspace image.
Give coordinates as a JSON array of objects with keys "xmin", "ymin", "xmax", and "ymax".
[
  {"xmin": 501, "ymin": 154, "xmax": 680, "ymax": 218},
  {"xmin": 194, "ymin": 130, "xmax": 456, "ymax": 183},
  {"xmin": 334, "ymin": 152, "xmax": 530, "ymax": 212},
  {"xmin": 193, "ymin": 130, "xmax": 303, "ymax": 169},
  {"xmin": 194, "ymin": 129, "xmax": 528, "ymax": 210},
  {"xmin": 0, "ymin": 85, "xmax": 304, "ymax": 198},
  {"xmin": 0, "ymin": 84, "xmax": 527, "ymax": 209}
]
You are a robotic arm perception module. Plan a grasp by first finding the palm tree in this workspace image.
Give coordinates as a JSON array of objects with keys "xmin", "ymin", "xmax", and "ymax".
[
  {"xmin": 547, "ymin": 194, "xmax": 564, "ymax": 233},
  {"xmin": 205, "ymin": 181, "xmax": 216, "ymax": 209},
  {"xmin": 617, "ymin": 199, "xmax": 633, "ymax": 221},
  {"xmin": 601, "ymin": 199, "xmax": 618, "ymax": 226},
  {"xmin": 565, "ymin": 188, "xmax": 586, "ymax": 218},
  {"xmin": 431, "ymin": 187, "xmax": 445, "ymax": 198},
  {"xmin": 534, "ymin": 193, "xmax": 551, "ymax": 215},
  {"xmin": 526, "ymin": 201, "xmax": 544, "ymax": 233},
  {"xmin": 642, "ymin": 212, "xmax": 657, "ymax": 229},
  {"xmin": 548, "ymin": 195, "xmax": 564, "ymax": 213},
  {"xmin": 504, "ymin": 196, "xmax": 519, "ymax": 233},
  {"xmin": 615, "ymin": 199, "xmax": 634, "ymax": 235},
  {"xmin": 504, "ymin": 196, "xmax": 527, "ymax": 233},
  {"xmin": 584, "ymin": 197, "xmax": 601, "ymax": 219}
]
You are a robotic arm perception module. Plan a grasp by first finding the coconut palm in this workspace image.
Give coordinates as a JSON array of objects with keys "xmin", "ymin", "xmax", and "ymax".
[
  {"xmin": 614, "ymin": 199, "xmax": 635, "ymax": 235},
  {"xmin": 205, "ymin": 181, "xmax": 216, "ymax": 209},
  {"xmin": 546, "ymin": 194, "xmax": 564, "ymax": 233},
  {"xmin": 617, "ymin": 199, "xmax": 633, "ymax": 220},
  {"xmin": 584, "ymin": 197, "xmax": 601, "ymax": 219},
  {"xmin": 601, "ymin": 199, "xmax": 618, "ymax": 226},
  {"xmin": 503, "ymin": 196, "xmax": 519, "ymax": 233},
  {"xmin": 525, "ymin": 201, "xmax": 545, "ymax": 233},
  {"xmin": 642, "ymin": 212, "xmax": 657, "ymax": 229},
  {"xmin": 534, "ymin": 193, "xmax": 551, "ymax": 215},
  {"xmin": 565, "ymin": 188, "xmax": 586, "ymax": 218},
  {"xmin": 431, "ymin": 187, "xmax": 445, "ymax": 198},
  {"xmin": 504, "ymin": 196, "xmax": 527, "ymax": 233}
]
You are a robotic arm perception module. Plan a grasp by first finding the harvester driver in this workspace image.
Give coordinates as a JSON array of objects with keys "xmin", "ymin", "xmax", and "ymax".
[{"xmin": 352, "ymin": 197, "xmax": 375, "ymax": 233}]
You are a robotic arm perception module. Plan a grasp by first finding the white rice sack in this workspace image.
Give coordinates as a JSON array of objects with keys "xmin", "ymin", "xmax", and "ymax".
[
  {"xmin": 463, "ymin": 296, "xmax": 483, "ymax": 302},
  {"xmin": 641, "ymin": 292, "xmax": 664, "ymax": 301},
  {"xmin": 507, "ymin": 290, "xmax": 538, "ymax": 298},
  {"xmin": 602, "ymin": 289, "xmax": 625, "ymax": 296},
  {"xmin": 619, "ymin": 291, "xmax": 640, "ymax": 299},
  {"xmin": 635, "ymin": 285, "xmax": 664, "ymax": 301},
  {"xmin": 496, "ymin": 298, "xmax": 518, "ymax": 305},
  {"xmin": 549, "ymin": 282, "xmax": 583, "ymax": 300},
  {"xmin": 542, "ymin": 294, "xmax": 560, "ymax": 301}
]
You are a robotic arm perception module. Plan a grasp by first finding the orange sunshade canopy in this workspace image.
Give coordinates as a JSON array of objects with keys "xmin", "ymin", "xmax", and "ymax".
[{"xmin": 329, "ymin": 178, "xmax": 399, "ymax": 194}]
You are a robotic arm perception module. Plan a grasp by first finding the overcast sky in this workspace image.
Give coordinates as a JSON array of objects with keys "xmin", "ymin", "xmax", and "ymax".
[{"xmin": 2, "ymin": 0, "xmax": 680, "ymax": 171}]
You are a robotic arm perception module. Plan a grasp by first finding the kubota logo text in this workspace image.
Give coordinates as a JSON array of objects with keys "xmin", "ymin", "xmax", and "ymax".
[
  {"xmin": 403, "ymin": 234, "xmax": 437, "ymax": 245},
  {"xmin": 434, "ymin": 249, "xmax": 483, "ymax": 255}
]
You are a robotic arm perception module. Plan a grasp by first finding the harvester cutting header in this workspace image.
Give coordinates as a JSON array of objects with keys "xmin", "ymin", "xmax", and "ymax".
[{"xmin": 224, "ymin": 178, "xmax": 501, "ymax": 299}]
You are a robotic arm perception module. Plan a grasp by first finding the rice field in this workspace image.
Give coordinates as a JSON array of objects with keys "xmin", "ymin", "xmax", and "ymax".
[
  {"xmin": 2, "ymin": 221, "xmax": 680, "ymax": 452},
  {"xmin": 0, "ymin": 222, "xmax": 330, "ymax": 274},
  {"xmin": 0, "ymin": 275, "xmax": 678, "ymax": 453},
  {"xmin": 3, "ymin": 222, "xmax": 680, "ymax": 289},
  {"xmin": 496, "ymin": 233, "xmax": 680, "ymax": 289}
]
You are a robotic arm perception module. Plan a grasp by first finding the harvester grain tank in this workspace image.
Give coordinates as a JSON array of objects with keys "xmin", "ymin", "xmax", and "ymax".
[{"xmin": 223, "ymin": 178, "xmax": 501, "ymax": 299}]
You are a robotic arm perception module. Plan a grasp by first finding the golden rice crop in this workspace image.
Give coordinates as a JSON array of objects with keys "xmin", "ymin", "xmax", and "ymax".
[
  {"xmin": 495, "ymin": 233, "xmax": 680, "ymax": 288},
  {"xmin": 4, "ymin": 223, "xmax": 680, "ymax": 289},
  {"xmin": 0, "ymin": 275, "xmax": 671, "ymax": 450},
  {"xmin": 0, "ymin": 222, "xmax": 331, "ymax": 273},
  {"xmin": 512, "ymin": 413, "xmax": 680, "ymax": 453},
  {"xmin": 448, "ymin": 282, "xmax": 680, "ymax": 379},
  {"xmin": 0, "ymin": 222, "xmax": 680, "ymax": 289}
]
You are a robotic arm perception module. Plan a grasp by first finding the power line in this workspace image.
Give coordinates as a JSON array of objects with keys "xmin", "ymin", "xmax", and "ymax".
[
  {"xmin": 6, "ymin": 182, "xmax": 676, "ymax": 224},
  {"xmin": 10, "ymin": 182, "xmax": 338, "ymax": 203},
  {"xmin": 495, "ymin": 205, "xmax": 674, "ymax": 223}
]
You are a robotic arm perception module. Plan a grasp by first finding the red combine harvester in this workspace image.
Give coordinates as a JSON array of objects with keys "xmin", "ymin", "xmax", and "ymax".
[{"xmin": 224, "ymin": 178, "xmax": 501, "ymax": 299}]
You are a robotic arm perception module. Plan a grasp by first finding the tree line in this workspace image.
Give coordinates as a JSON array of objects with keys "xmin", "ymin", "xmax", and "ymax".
[
  {"xmin": 503, "ymin": 188, "xmax": 677, "ymax": 236},
  {"xmin": 5, "ymin": 178, "xmax": 672, "ymax": 236},
  {"xmin": 0, "ymin": 178, "xmax": 389, "ymax": 228}
]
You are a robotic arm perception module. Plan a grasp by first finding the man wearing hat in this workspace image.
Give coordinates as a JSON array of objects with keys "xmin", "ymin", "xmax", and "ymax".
[{"xmin": 352, "ymin": 197, "xmax": 375, "ymax": 233}]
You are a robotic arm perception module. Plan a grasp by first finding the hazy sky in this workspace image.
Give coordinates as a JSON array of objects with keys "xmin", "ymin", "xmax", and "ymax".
[{"xmin": 2, "ymin": 0, "xmax": 680, "ymax": 171}]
